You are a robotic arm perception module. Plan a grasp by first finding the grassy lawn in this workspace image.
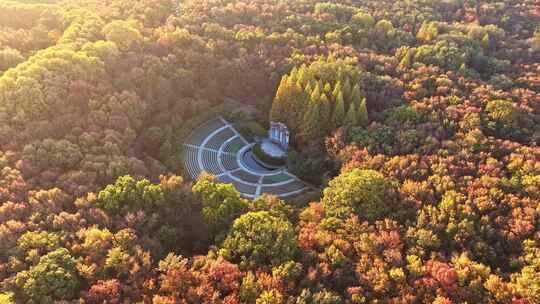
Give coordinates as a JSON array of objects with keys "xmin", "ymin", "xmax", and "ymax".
[{"xmin": 263, "ymin": 173, "xmax": 291, "ymax": 184}]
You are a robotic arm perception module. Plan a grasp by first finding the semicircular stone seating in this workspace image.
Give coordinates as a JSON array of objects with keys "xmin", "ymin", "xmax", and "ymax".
[{"xmin": 182, "ymin": 117, "xmax": 308, "ymax": 198}]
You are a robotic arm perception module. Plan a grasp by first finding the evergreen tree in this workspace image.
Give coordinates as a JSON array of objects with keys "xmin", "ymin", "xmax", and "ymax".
[
  {"xmin": 289, "ymin": 66, "xmax": 299, "ymax": 83},
  {"xmin": 343, "ymin": 77, "xmax": 352, "ymax": 102},
  {"xmin": 399, "ymin": 48, "xmax": 413, "ymax": 69},
  {"xmin": 270, "ymin": 76, "xmax": 290, "ymax": 123},
  {"xmin": 344, "ymin": 102, "xmax": 357, "ymax": 127},
  {"xmin": 332, "ymin": 81, "xmax": 342, "ymax": 101},
  {"xmin": 482, "ymin": 33, "xmax": 490, "ymax": 50},
  {"xmin": 324, "ymin": 82, "xmax": 332, "ymax": 94},
  {"xmin": 310, "ymin": 82, "xmax": 321, "ymax": 104},
  {"xmin": 301, "ymin": 99, "xmax": 322, "ymax": 141},
  {"xmin": 336, "ymin": 69, "xmax": 346, "ymax": 83},
  {"xmin": 357, "ymin": 97, "xmax": 369, "ymax": 126},
  {"xmin": 289, "ymin": 81, "xmax": 305, "ymax": 131},
  {"xmin": 416, "ymin": 21, "xmax": 438, "ymax": 42},
  {"xmin": 304, "ymin": 81, "xmax": 313, "ymax": 96},
  {"xmin": 333, "ymin": 91, "xmax": 346, "ymax": 129},
  {"xmin": 297, "ymin": 64, "xmax": 308, "ymax": 86},
  {"xmin": 350, "ymin": 83, "xmax": 362, "ymax": 105},
  {"xmin": 317, "ymin": 80, "xmax": 324, "ymax": 92},
  {"xmin": 320, "ymin": 93, "xmax": 332, "ymax": 133}
]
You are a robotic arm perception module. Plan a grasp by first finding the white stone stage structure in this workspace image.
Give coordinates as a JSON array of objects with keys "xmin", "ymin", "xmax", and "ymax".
[{"xmin": 268, "ymin": 122, "xmax": 290, "ymax": 150}]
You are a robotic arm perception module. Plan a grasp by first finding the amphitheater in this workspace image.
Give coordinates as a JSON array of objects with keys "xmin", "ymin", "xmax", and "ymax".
[{"xmin": 182, "ymin": 117, "xmax": 308, "ymax": 199}]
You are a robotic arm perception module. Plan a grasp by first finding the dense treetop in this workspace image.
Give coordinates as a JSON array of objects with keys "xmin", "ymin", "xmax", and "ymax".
[{"xmin": 0, "ymin": 0, "xmax": 539, "ymax": 303}]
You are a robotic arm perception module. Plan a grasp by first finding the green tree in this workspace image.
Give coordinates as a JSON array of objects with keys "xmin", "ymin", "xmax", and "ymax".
[
  {"xmin": 352, "ymin": 12, "xmax": 375, "ymax": 28},
  {"xmin": 104, "ymin": 246, "xmax": 131, "ymax": 275},
  {"xmin": 485, "ymin": 99, "xmax": 520, "ymax": 126},
  {"xmin": 375, "ymin": 19, "xmax": 394, "ymax": 34},
  {"xmin": 16, "ymin": 231, "xmax": 61, "ymax": 261},
  {"xmin": 15, "ymin": 248, "xmax": 79, "ymax": 303},
  {"xmin": 310, "ymin": 82, "xmax": 322, "ymax": 104},
  {"xmin": 333, "ymin": 91, "xmax": 346, "ymax": 129},
  {"xmin": 256, "ymin": 289, "xmax": 284, "ymax": 304},
  {"xmin": 192, "ymin": 174, "xmax": 248, "ymax": 238},
  {"xmin": 221, "ymin": 211, "xmax": 297, "ymax": 269},
  {"xmin": 512, "ymin": 240, "xmax": 540, "ymax": 303},
  {"xmin": 322, "ymin": 169, "xmax": 393, "ymax": 221},
  {"xmin": 0, "ymin": 292, "xmax": 15, "ymax": 304},
  {"xmin": 0, "ymin": 47, "xmax": 24, "ymax": 72},
  {"xmin": 270, "ymin": 75, "xmax": 290, "ymax": 123},
  {"xmin": 342, "ymin": 77, "xmax": 352, "ymax": 102},
  {"xmin": 301, "ymin": 101, "xmax": 321, "ymax": 141},
  {"xmin": 482, "ymin": 34, "xmax": 491, "ymax": 50},
  {"xmin": 102, "ymin": 20, "xmax": 143, "ymax": 52},
  {"xmin": 323, "ymin": 82, "xmax": 332, "ymax": 94},
  {"xmin": 416, "ymin": 22, "xmax": 439, "ymax": 42},
  {"xmin": 350, "ymin": 83, "xmax": 362, "ymax": 105},
  {"xmin": 357, "ymin": 97, "xmax": 369, "ymax": 127},
  {"xmin": 290, "ymin": 81, "xmax": 308, "ymax": 131},
  {"xmin": 344, "ymin": 102, "xmax": 357, "ymax": 127},
  {"xmin": 96, "ymin": 175, "xmax": 165, "ymax": 214},
  {"xmin": 320, "ymin": 93, "xmax": 332, "ymax": 133},
  {"xmin": 398, "ymin": 48, "xmax": 413, "ymax": 69}
]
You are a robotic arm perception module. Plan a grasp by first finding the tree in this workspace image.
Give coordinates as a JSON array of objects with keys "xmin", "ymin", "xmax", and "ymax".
[
  {"xmin": 0, "ymin": 292, "xmax": 15, "ymax": 304},
  {"xmin": 192, "ymin": 174, "xmax": 248, "ymax": 239},
  {"xmin": 15, "ymin": 248, "xmax": 79, "ymax": 303},
  {"xmin": 0, "ymin": 47, "xmax": 24, "ymax": 72},
  {"xmin": 482, "ymin": 34, "xmax": 490, "ymax": 50},
  {"xmin": 484, "ymin": 99, "xmax": 524, "ymax": 140},
  {"xmin": 96, "ymin": 175, "xmax": 165, "ymax": 214},
  {"xmin": 322, "ymin": 169, "xmax": 394, "ymax": 221},
  {"xmin": 357, "ymin": 97, "xmax": 369, "ymax": 127},
  {"xmin": 221, "ymin": 211, "xmax": 297, "ymax": 269},
  {"xmin": 416, "ymin": 22, "xmax": 439, "ymax": 42},
  {"xmin": 375, "ymin": 20, "xmax": 394, "ymax": 34},
  {"xmin": 256, "ymin": 289, "xmax": 284, "ymax": 304},
  {"xmin": 333, "ymin": 91, "xmax": 346, "ymax": 129},
  {"xmin": 398, "ymin": 48, "xmax": 413, "ymax": 69},
  {"xmin": 350, "ymin": 84, "xmax": 362, "ymax": 104},
  {"xmin": 344, "ymin": 101, "xmax": 358, "ymax": 127},
  {"xmin": 320, "ymin": 93, "xmax": 332, "ymax": 133},
  {"xmin": 352, "ymin": 12, "xmax": 375, "ymax": 28},
  {"xmin": 512, "ymin": 240, "xmax": 540, "ymax": 303},
  {"xmin": 270, "ymin": 76, "xmax": 290, "ymax": 123},
  {"xmin": 102, "ymin": 20, "xmax": 143, "ymax": 52},
  {"xmin": 486, "ymin": 100, "xmax": 519, "ymax": 124},
  {"xmin": 301, "ymin": 99, "xmax": 322, "ymax": 142},
  {"xmin": 16, "ymin": 230, "xmax": 61, "ymax": 260},
  {"xmin": 86, "ymin": 280, "xmax": 121, "ymax": 304}
]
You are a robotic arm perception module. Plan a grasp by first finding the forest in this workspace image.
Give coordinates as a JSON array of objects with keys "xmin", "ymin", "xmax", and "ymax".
[{"xmin": 0, "ymin": 0, "xmax": 539, "ymax": 303}]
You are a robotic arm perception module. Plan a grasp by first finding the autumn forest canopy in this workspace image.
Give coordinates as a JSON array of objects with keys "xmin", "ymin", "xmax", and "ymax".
[{"xmin": 0, "ymin": 0, "xmax": 539, "ymax": 303}]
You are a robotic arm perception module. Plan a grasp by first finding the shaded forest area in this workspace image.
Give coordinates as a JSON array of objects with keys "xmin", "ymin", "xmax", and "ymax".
[{"xmin": 0, "ymin": 0, "xmax": 539, "ymax": 303}]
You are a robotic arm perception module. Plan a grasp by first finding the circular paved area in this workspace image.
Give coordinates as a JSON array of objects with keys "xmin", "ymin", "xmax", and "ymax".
[{"xmin": 182, "ymin": 117, "xmax": 308, "ymax": 199}]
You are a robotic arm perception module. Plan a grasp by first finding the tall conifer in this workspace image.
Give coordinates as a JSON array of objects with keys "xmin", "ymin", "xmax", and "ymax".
[
  {"xmin": 351, "ymin": 83, "xmax": 362, "ymax": 105},
  {"xmin": 357, "ymin": 97, "xmax": 369, "ymax": 126},
  {"xmin": 344, "ymin": 101, "xmax": 357, "ymax": 127},
  {"xmin": 333, "ymin": 91, "xmax": 346, "ymax": 129},
  {"xmin": 320, "ymin": 93, "xmax": 331, "ymax": 133},
  {"xmin": 301, "ymin": 99, "xmax": 321, "ymax": 141},
  {"xmin": 270, "ymin": 75, "xmax": 289, "ymax": 122},
  {"xmin": 343, "ymin": 77, "xmax": 352, "ymax": 102}
]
